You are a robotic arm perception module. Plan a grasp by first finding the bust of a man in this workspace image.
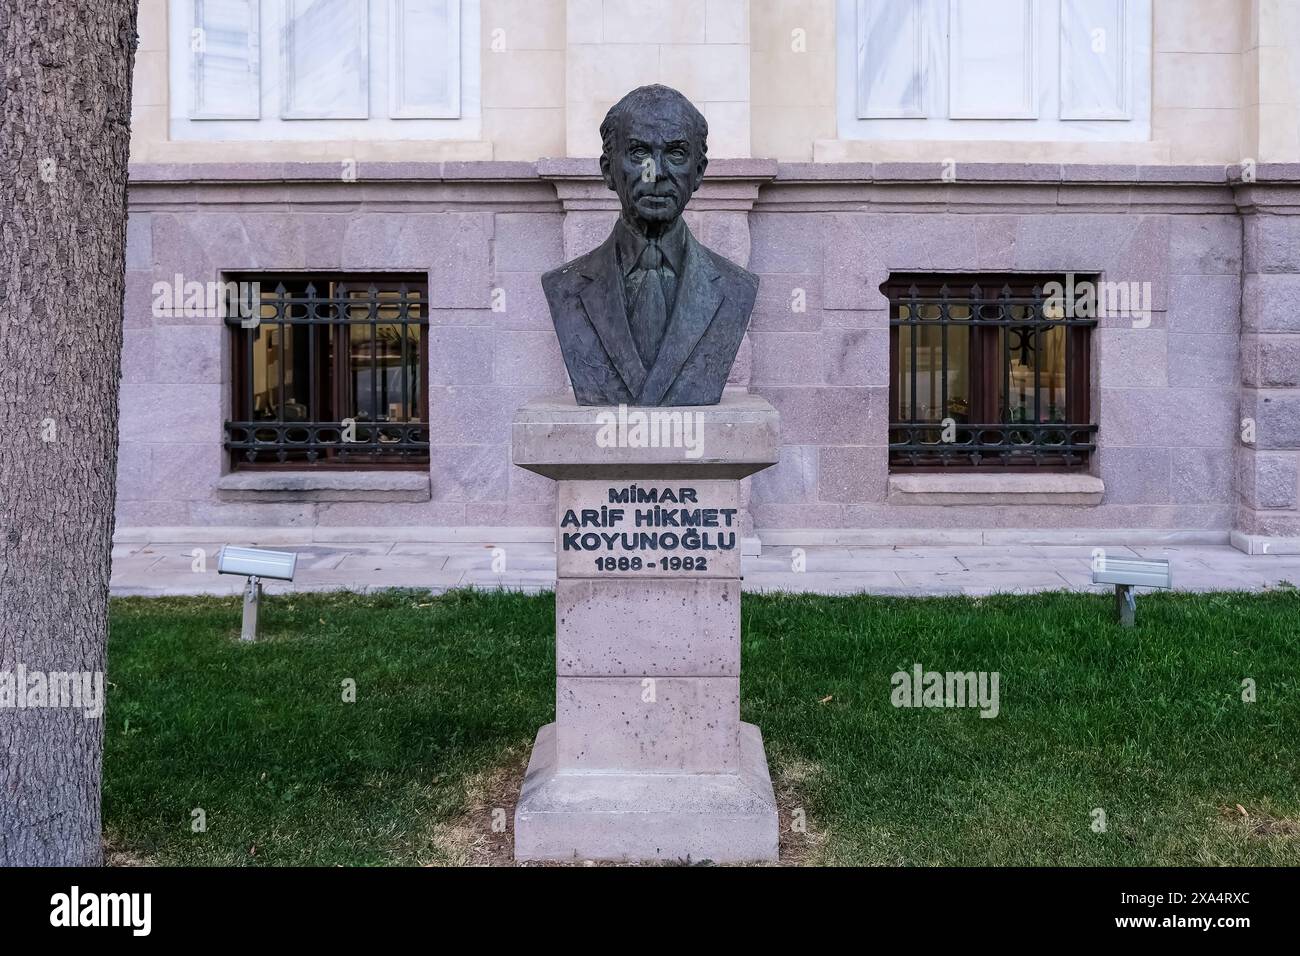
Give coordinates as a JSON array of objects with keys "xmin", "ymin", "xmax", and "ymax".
[{"xmin": 542, "ymin": 85, "xmax": 758, "ymax": 407}]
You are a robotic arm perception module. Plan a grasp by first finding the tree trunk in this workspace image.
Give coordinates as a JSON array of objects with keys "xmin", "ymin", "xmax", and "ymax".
[{"xmin": 0, "ymin": 0, "xmax": 137, "ymax": 865}]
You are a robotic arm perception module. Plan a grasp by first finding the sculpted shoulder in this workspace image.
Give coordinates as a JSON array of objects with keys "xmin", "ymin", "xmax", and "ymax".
[
  {"xmin": 541, "ymin": 247, "xmax": 601, "ymax": 300},
  {"xmin": 701, "ymin": 244, "xmax": 759, "ymax": 299}
]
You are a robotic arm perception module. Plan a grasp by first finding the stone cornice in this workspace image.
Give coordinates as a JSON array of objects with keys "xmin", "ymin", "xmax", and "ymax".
[
  {"xmin": 128, "ymin": 159, "xmax": 1300, "ymax": 187},
  {"xmin": 125, "ymin": 159, "xmax": 1300, "ymax": 214},
  {"xmin": 775, "ymin": 162, "xmax": 1233, "ymax": 185},
  {"xmin": 128, "ymin": 160, "xmax": 542, "ymax": 183}
]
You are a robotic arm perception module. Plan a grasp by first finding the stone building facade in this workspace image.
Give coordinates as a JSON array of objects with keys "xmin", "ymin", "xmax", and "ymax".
[{"xmin": 119, "ymin": 0, "xmax": 1300, "ymax": 552}]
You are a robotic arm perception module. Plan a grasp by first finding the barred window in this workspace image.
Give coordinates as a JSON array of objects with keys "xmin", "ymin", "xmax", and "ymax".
[
  {"xmin": 224, "ymin": 275, "xmax": 429, "ymax": 469},
  {"xmin": 888, "ymin": 275, "xmax": 1096, "ymax": 469}
]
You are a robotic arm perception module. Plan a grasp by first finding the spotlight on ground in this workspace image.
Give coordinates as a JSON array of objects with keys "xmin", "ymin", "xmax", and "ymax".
[
  {"xmin": 1091, "ymin": 557, "xmax": 1171, "ymax": 627},
  {"xmin": 217, "ymin": 546, "xmax": 297, "ymax": 641}
]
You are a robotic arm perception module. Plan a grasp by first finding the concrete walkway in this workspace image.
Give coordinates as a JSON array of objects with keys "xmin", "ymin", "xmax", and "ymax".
[{"xmin": 109, "ymin": 539, "xmax": 1300, "ymax": 597}]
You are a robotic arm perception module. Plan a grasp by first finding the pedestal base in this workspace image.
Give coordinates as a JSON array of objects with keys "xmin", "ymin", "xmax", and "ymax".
[
  {"xmin": 514, "ymin": 722, "xmax": 780, "ymax": 863},
  {"xmin": 511, "ymin": 394, "xmax": 782, "ymax": 865}
]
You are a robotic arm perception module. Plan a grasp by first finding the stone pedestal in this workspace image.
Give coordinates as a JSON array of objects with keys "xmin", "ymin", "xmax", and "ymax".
[{"xmin": 511, "ymin": 393, "xmax": 781, "ymax": 863}]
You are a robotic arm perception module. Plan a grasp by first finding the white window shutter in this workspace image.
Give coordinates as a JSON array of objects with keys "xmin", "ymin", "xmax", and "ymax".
[
  {"xmin": 389, "ymin": 0, "xmax": 462, "ymax": 119},
  {"xmin": 948, "ymin": 0, "xmax": 1038, "ymax": 120},
  {"xmin": 191, "ymin": 0, "xmax": 260, "ymax": 119},
  {"xmin": 1060, "ymin": 0, "xmax": 1133, "ymax": 120},
  {"xmin": 281, "ymin": 0, "xmax": 370, "ymax": 119},
  {"xmin": 855, "ymin": 0, "xmax": 927, "ymax": 119}
]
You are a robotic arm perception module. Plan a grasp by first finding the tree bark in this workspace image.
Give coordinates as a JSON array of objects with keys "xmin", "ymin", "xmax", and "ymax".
[{"xmin": 0, "ymin": 0, "xmax": 137, "ymax": 865}]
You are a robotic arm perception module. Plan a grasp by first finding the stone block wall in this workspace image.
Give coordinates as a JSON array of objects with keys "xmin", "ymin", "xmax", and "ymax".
[
  {"xmin": 1238, "ymin": 174, "xmax": 1300, "ymax": 539},
  {"xmin": 117, "ymin": 161, "xmax": 1300, "ymax": 548},
  {"xmin": 118, "ymin": 166, "xmax": 570, "ymax": 532},
  {"xmin": 741, "ymin": 166, "xmax": 1243, "ymax": 535},
  {"xmin": 564, "ymin": 0, "xmax": 752, "ymax": 159}
]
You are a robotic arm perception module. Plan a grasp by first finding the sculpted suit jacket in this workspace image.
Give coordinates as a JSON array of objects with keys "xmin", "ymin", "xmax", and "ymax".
[{"xmin": 541, "ymin": 223, "xmax": 759, "ymax": 406}]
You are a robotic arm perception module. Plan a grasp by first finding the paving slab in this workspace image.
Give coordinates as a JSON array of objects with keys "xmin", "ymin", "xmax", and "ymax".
[
  {"xmin": 906, "ymin": 570, "xmax": 1075, "ymax": 592},
  {"xmin": 1032, "ymin": 545, "xmax": 1143, "ymax": 559},
  {"xmin": 743, "ymin": 571, "xmax": 907, "ymax": 593},
  {"xmin": 335, "ymin": 553, "xmax": 450, "ymax": 572},
  {"xmin": 845, "ymin": 553, "xmax": 969, "ymax": 572},
  {"xmin": 443, "ymin": 553, "xmax": 557, "ymax": 573},
  {"xmin": 108, "ymin": 540, "xmax": 1300, "ymax": 598},
  {"xmin": 304, "ymin": 569, "xmax": 467, "ymax": 590},
  {"xmin": 307, "ymin": 541, "xmax": 398, "ymax": 555}
]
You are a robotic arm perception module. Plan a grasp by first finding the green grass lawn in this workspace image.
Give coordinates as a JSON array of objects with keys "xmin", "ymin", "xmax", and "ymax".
[{"xmin": 104, "ymin": 588, "xmax": 1300, "ymax": 866}]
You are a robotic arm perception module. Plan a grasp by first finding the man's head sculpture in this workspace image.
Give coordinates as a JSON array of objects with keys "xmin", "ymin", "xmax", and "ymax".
[
  {"xmin": 598, "ymin": 84, "xmax": 708, "ymax": 234},
  {"xmin": 542, "ymin": 85, "xmax": 757, "ymax": 407}
]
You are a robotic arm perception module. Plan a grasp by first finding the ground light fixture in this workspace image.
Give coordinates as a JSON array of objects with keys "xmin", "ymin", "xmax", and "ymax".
[
  {"xmin": 216, "ymin": 546, "xmax": 298, "ymax": 641},
  {"xmin": 1091, "ymin": 557, "xmax": 1172, "ymax": 627}
]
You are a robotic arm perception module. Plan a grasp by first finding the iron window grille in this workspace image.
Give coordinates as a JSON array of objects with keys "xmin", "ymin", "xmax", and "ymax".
[
  {"xmin": 224, "ymin": 275, "xmax": 429, "ymax": 469},
  {"xmin": 888, "ymin": 275, "xmax": 1097, "ymax": 469}
]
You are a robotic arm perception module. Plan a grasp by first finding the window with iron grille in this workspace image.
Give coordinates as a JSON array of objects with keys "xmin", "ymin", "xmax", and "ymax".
[
  {"xmin": 224, "ymin": 275, "xmax": 430, "ymax": 469},
  {"xmin": 888, "ymin": 275, "xmax": 1096, "ymax": 469}
]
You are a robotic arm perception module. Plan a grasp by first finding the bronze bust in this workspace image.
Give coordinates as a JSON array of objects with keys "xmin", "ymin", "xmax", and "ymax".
[{"xmin": 542, "ymin": 85, "xmax": 758, "ymax": 407}]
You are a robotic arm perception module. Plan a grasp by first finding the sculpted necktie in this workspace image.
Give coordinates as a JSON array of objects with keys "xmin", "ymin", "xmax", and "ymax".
[{"xmin": 629, "ymin": 241, "xmax": 669, "ymax": 368}]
